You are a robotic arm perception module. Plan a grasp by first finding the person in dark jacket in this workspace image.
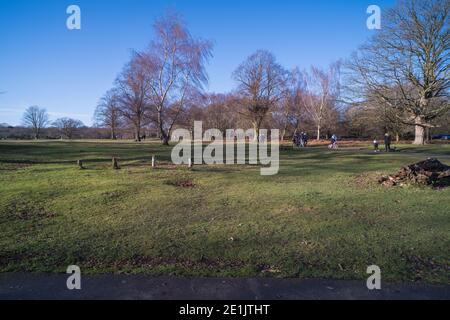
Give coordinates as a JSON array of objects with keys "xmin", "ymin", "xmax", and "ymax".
[
  {"xmin": 384, "ymin": 133, "xmax": 392, "ymax": 152},
  {"xmin": 303, "ymin": 132, "xmax": 309, "ymax": 147},
  {"xmin": 293, "ymin": 133, "xmax": 300, "ymax": 148}
]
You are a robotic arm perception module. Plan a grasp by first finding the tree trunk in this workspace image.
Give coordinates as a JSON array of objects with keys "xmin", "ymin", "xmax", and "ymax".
[
  {"xmin": 157, "ymin": 110, "xmax": 170, "ymax": 145},
  {"xmin": 135, "ymin": 126, "xmax": 141, "ymax": 142},
  {"xmin": 281, "ymin": 130, "xmax": 286, "ymax": 143},
  {"xmin": 413, "ymin": 98, "xmax": 429, "ymax": 145},
  {"xmin": 316, "ymin": 124, "xmax": 321, "ymax": 141},
  {"xmin": 162, "ymin": 133, "xmax": 170, "ymax": 146},
  {"xmin": 413, "ymin": 123, "xmax": 425, "ymax": 145},
  {"xmin": 253, "ymin": 121, "xmax": 260, "ymax": 142}
]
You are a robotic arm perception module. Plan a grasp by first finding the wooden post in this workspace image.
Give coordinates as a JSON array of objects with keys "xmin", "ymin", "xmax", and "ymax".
[
  {"xmin": 152, "ymin": 156, "xmax": 156, "ymax": 168},
  {"xmin": 77, "ymin": 160, "xmax": 84, "ymax": 170},
  {"xmin": 112, "ymin": 157, "xmax": 119, "ymax": 170}
]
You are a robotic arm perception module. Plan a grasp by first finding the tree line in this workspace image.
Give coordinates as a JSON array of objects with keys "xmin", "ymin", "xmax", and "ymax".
[{"xmin": 15, "ymin": 0, "xmax": 449, "ymax": 144}]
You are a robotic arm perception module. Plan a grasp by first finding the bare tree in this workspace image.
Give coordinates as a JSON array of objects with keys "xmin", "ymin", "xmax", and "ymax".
[
  {"xmin": 94, "ymin": 90, "xmax": 122, "ymax": 140},
  {"xmin": 202, "ymin": 94, "xmax": 239, "ymax": 134},
  {"xmin": 301, "ymin": 62, "xmax": 341, "ymax": 140},
  {"xmin": 347, "ymin": 0, "xmax": 449, "ymax": 144},
  {"xmin": 372, "ymin": 89, "xmax": 411, "ymax": 141},
  {"xmin": 53, "ymin": 118, "xmax": 84, "ymax": 140},
  {"xmin": 233, "ymin": 50, "xmax": 288, "ymax": 141},
  {"xmin": 22, "ymin": 106, "xmax": 49, "ymax": 139},
  {"xmin": 115, "ymin": 54, "xmax": 150, "ymax": 142},
  {"xmin": 136, "ymin": 11, "xmax": 213, "ymax": 145},
  {"xmin": 272, "ymin": 69, "xmax": 307, "ymax": 140}
]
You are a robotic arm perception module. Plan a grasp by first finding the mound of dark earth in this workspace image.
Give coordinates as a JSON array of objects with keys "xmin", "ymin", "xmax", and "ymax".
[{"xmin": 379, "ymin": 158, "xmax": 450, "ymax": 188}]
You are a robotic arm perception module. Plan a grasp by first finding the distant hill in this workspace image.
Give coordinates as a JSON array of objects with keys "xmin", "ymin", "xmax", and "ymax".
[{"xmin": 0, "ymin": 123, "xmax": 12, "ymax": 128}]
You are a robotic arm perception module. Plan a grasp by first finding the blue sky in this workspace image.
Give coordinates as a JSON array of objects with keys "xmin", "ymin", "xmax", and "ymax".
[{"xmin": 0, "ymin": 0, "xmax": 395, "ymax": 126}]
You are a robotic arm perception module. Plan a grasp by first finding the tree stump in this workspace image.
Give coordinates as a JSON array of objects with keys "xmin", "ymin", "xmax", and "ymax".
[{"xmin": 112, "ymin": 157, "xmax": 120, "ymax": 170}]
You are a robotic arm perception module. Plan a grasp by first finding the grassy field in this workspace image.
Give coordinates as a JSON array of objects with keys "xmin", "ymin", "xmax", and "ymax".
[{"xmin": 0, "ymin": 140, "xmax": 449, "ymax": 284}]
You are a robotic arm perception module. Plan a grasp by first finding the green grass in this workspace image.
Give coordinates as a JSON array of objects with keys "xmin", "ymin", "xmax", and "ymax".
[{"xmin": 0, "ymin": 140, "xmax": 449, "ymax": 284}]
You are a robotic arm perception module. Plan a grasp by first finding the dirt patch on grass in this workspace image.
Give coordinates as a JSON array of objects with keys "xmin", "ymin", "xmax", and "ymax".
[
  {"xmin": 101, "ymin": 191, "xmax": 125, "ymax": 201},
  {"xmin": 405, "ymin": 255, "xmax": 450, "ymax": 281},
  {"xmin": 353, "ymin": 171, "xmax": 385, "ymax": 189},
  {"xmin": 0, "ymin": 252, "xmax": 26, "ymax": 268},
  {"xmin": 165, "ymin": 179, "xmax": 196, "ymax": 188},
  {"xmin": 2, "ymin": 200, "xmax": 57, "ymax": 221}
]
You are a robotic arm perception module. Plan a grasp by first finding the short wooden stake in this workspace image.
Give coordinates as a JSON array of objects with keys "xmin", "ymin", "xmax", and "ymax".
[
  {"xmin": 152, "ymin": 156, "xmax": 156, "ymax": 168},
  {"xmin": 112, "ymin": 157, "xmax": 120, "ymax": 170}
]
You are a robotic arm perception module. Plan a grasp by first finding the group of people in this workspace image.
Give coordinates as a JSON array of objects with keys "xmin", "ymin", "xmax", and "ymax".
[
  {"xmin": 293, "ymin": 132, "xmax": 309, "ymax": 148},
  {"xmin": 293, "ymin": 132, "xmax": 339, "ymax": 149},
  {"xmin": 373, "ymin": 133, "xmax": 393, "ymax": 153},
  {"xmin": 292, "ymin": 132, "xmax": 393, "ymax": 152}
]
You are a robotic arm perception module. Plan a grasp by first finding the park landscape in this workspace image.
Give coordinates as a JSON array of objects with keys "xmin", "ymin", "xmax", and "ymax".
[
  {"xmin": 0, "ymin": 0, "xmax": 449, "ymax": 297},
  {"xmin": 0, "ymin": 139, "xmax": 449, "ymax": 284}
]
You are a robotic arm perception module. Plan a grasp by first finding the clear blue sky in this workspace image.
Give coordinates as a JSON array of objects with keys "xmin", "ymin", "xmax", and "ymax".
[{"xmin": 0, "ymin": 0, "xmax": 395, "ymax": 126}]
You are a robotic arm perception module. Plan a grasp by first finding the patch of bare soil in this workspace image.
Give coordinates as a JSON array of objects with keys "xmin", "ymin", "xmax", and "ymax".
[
  {"xmin": 101, "ymin": 191, "xmax": 125, "ymax": 202},
  {"xmin": 165, "ymin": 179, "xmax": 196, "ymax": 188},
  {"xmin": 353, "ymin": 171, "xmax": 385, "ymax": 189},
  {"xmin": 4, "ymin": 200, "xmax": 57, "ymax": 221},
  {"xmin": 405, "ymin": 254, "xmax": 450, "ymax": 281},
  {"xmin": 379, "ymin": 158, "xmax": 450, "ymax": 189}
]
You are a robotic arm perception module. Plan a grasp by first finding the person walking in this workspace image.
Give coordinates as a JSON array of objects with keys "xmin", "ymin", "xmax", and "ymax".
[
  {"xmin": 293, "ymin": 132, "xmax": 300, "ymax": 148},
  {"xmin": 373, "ymin": 139, "xmax": 380, "ymax": 153},
  {"xmin": 384, "ymin": 133, "xmax": 392, "ymax": 152},
  {"xmin": 303, "ymin": 132, "xmax": 309, "ymax": 147}
]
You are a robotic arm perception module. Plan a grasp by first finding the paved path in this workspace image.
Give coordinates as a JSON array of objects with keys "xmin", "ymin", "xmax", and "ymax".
[{"xmin": 0, "ymin": 274, "xmax": 448, "ymax": 300}]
